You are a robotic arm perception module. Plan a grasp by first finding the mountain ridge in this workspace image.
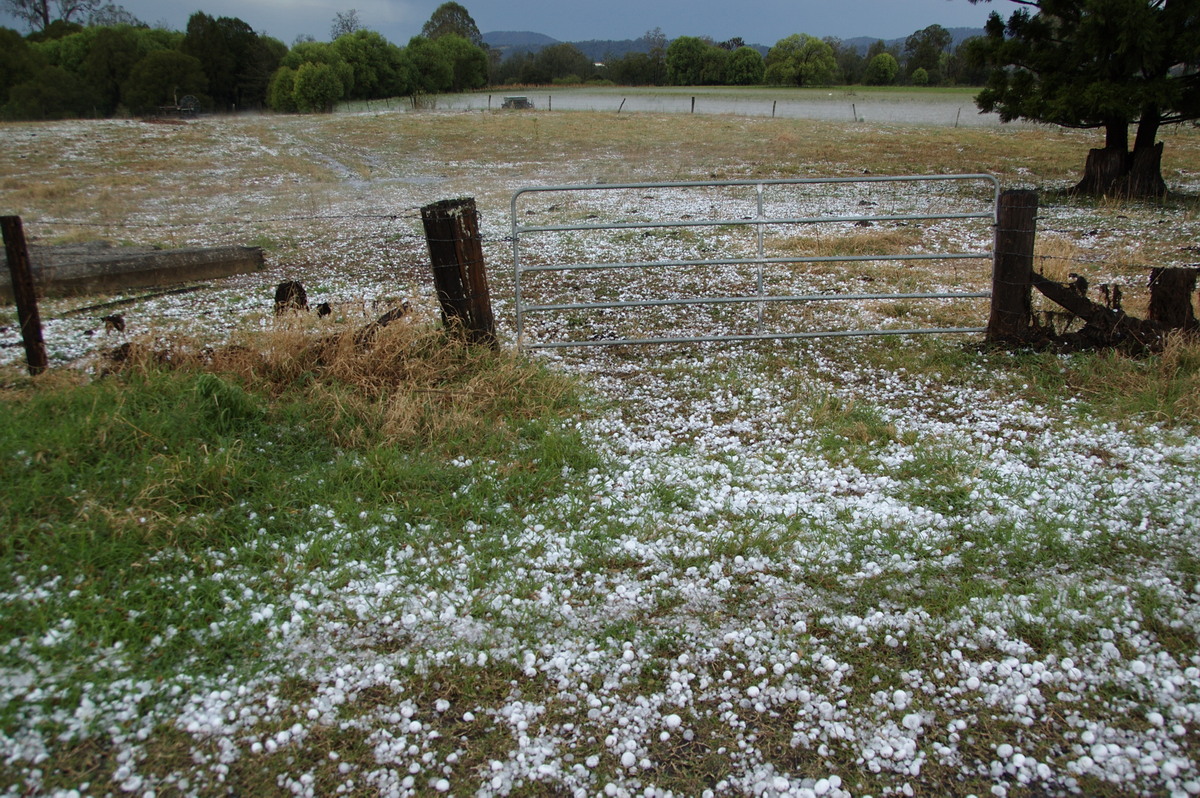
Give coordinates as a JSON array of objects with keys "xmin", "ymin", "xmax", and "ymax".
[{"xmin": 483, "ymin": 27, "xmax": 986, "ymax": 61}]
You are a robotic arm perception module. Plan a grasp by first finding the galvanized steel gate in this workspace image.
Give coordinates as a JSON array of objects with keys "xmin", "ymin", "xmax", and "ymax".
[{"xmin": 511, "ymin": 175, "xmax": 1001, "ymax": 350}]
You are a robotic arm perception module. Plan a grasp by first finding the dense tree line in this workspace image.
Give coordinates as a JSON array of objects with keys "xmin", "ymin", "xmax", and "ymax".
[
  {"xmin": 491, "ymin": 25, "xmax": 990, "ymax": 90},
  {"xmin": 0, "ymin": 0, "xmax": 1039, "ymax": 122},
  {"xmin": 0, "ymin": 1, "xmax": 491, "ymax": 119}
]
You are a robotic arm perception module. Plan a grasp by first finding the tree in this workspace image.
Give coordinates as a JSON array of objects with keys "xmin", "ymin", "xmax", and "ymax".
[
  {"xmin": 182, "ymin": 12, "xmax": 281, "ymax": 111},
  {"xmin": 330, "ymin": 9, "xmax": 360, "ymax": 40},
  {"xmin": 666, "ymin": 36, "xmax": 709, "ymax": 85},
  {"xmin": 420, "ymin": 1, "xmax": 483, "ymax": 48},
  {"xmin": 292, "ymin": 61, "xmax": 343, "ymax": 112},
  {"xmin": 281, "ymin": 40, "xmax": 354, "ymax": 96},
  {"xmin": 334, "ymin": 29, "xmax": 410, "ymax": 99},
  {"xmin": 765, "ymin": 34, "xmax": 839, "ymax": 87},
  {"xmin": 267, "ymin": 65, "xmax": 297, "ymax": 111},
  {"xmin": 968, "ymin": 0, "xmax": 1200, "ymax": 197},
  {"xmin": 406, "ymin": 35, "xmax": 453, "ymax": 93},
  {"xmin": 86, "ymin": 2, "xmax": 141, "ymax": 26},
  {"xmin": 532, "ymin": 42, "xmax": 594, "ymax": 84},
  {"xmin": 3, "ymin": 0, "xmax": 96, "ymax": 31},
  {"xmin": 434, "ymin": 33, "xmax": 487, "ymax": 91},
  {"xmin": 0, "ymin": 26, "xmax": 42, "ymax": 106},
  {"xmin": 826, "ymin": 37, "xmax": 864, "ymax": 84},
  {"xmin": 80, "ymin": 24, "xmax": 143, "ymax": 114},
  {"xmin": 122, "ymin": 49, "xmax": 207, "ymax": 113},
  {"xmin": 904, "ymin": 24, "xmax": 952, "ymax": 83},
  {"xmin": 4, "ymin": 64, "xmax": 90, "ymax": 118},
  {"xmin": 726, "ymin": 46, "xmax": 765, "ymax": 85},
  {"xmin": 864, "ymin": 52, "xmax": 900, "ymax": 85}
]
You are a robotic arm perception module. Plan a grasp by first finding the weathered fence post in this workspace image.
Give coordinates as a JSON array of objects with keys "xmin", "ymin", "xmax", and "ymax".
[
  {"xmin": 1148, "ymin": 267, "xmax": 1199, "ymax": 331},
  {"xmin": 420, "ymin": 198, "xmax": 496, "ymax": 347},
  {"xmin": 987, "ymin": 190, "xmax": 1038, "ymax": 344},
  {"xmin": 1, "ymin": 216, "xmax": 48, "ymax": 375}
]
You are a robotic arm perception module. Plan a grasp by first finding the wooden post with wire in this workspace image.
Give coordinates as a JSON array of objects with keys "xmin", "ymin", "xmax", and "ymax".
[
  {"xmin": 2, "ymin": 216, "xmax": 48, "ymax": 375},
  {"xmin": 420, "ymin": 198, "xmax": 496, "ymax": 347},
  {"xmin": 987, "ymin": 190, "xmax": 1038, "ymax": 344}
]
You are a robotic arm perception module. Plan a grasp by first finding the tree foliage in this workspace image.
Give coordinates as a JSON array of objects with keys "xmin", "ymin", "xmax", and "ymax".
[
  {"xmin": 86, "ymin": 2, "xmax": 141, "ymax": 26},
  {"xmin": 725, "ymin": 46, "xmax": 765, "ymax": 85},
  {"xmin": 420, "ymin": 1, "xmax": 483, "ymax": 48},
  {"xmin": 181, "ymin": 12, "xmax": 281, "ymax": 111},
  {"xmin": 121, "ymin": 49, "xmax": 207, "ymax": 114},
  {"xmin": 330, "ymin": 9, "xmax": 361, "ymax": 41},
  {"xmin": 292, "ymin": 61, "xmax": 343, "ymax": 112},
  {"xmin": 765, "ymin": 34, "xmax": 839, "ymax": 86},
  {"xmin": 904, "ymin": 24, "xmax": 952, "ymax": 83},
  {"xmin": 864, "ymin": 52, "xmax": 900, "ymax": 85},
  {"xmin": 3, "ymin": 0, "xmax": 97, "ymax": 31},
  {"xmin": 968, "ymin": 0, "xmax": 1200, "ymax": 196}
]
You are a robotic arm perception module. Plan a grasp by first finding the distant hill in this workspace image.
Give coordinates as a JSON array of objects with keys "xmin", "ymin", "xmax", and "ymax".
[
  {"xmin": 483, "ymin": 27, "xmax": 985, "ymax": 61},
  {"xmin": 483, "ymin": 31, "xmax": 560, "ymax": 48},
  {"xmin": 842, "ymin": 27, "xmax": 985, "ymax": 54}
]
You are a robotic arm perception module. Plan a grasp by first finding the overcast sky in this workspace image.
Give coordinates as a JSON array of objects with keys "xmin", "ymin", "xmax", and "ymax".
[{"xmin": 2, "ymin": 0, "xmax": 1003, "ymax": 45}]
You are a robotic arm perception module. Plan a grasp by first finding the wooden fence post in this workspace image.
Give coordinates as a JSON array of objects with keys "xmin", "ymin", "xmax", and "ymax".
[
  {"xmin": 987, "ymin": 189, "xmax": 1038, "ymax": 344},
  {"xmin": 1148, "ymin": 267, "xmax": 1199, "ymax": 331},
  {"xmin": 1, "ymin": 216, "xmax": 48, "ymax": 375},
  {"xmin": 420, "ymin": 198, "xmax": 496, "ymax": 347}
]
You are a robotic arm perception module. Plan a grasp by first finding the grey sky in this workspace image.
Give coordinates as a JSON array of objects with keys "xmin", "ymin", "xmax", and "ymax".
[{"xmin": 2, "ymin": 0, "xmax": 1002, "ymax": 45}]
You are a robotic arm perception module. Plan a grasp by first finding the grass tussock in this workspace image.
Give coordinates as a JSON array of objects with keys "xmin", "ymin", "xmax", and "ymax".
[
  {"xmin": 110, "ymin": 320, "xmax": 582, "ymax": 450},
  {"xmin": 1058, "ymin": 331, "xmax": 1200, "ymax": 426}
]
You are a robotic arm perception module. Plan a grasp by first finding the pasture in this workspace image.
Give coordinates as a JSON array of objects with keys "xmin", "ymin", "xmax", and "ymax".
[{"xmin": 1, "ymin": 101, "xmax": 1199, "ymax": 797}]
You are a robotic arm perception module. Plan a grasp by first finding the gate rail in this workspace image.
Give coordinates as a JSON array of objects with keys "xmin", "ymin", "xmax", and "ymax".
[{"xmin": 512, "ymin": 174, "xmax": 1001, "ymax": 350}]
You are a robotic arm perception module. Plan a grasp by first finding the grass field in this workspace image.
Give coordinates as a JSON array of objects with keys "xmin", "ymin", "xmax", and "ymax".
[{"xmin": 1, "ymin": 104, "xmax": 1199, "ymax": 797}]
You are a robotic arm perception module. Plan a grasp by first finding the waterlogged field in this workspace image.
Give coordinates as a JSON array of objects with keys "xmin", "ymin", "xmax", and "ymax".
[
  {"xmin": 432, "ymin": 87, "xmax": 1023, "ymax": 128},
  {"xmin": 1, "ymin": 107, "xmax": 1200, "ymax": 797}
]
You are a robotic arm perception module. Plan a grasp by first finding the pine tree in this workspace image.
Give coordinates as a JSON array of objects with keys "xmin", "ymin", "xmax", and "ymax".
[{"xmin": 969, "ymin": 0, "xmax": 1200, "ymax": 197}]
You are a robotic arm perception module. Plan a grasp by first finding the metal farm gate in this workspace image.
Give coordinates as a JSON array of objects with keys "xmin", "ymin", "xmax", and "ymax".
[{"xmin": 511, "ymin": 175, "xmax": 1001, "ymax": 350}]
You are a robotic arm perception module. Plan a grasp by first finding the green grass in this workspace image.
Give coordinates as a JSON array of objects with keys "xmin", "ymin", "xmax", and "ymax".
[{"xmin": 0, "ymin": 324, "xmax": 599, "ymax": 720}]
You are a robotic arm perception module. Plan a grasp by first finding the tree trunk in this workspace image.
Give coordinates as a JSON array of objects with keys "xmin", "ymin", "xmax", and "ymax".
[
  {"xmin": 1073, "ymin": 113, "xmax": 1168, "ymax": 199},
  {"xmin": 1073, "ymin": 147, "xmax": 1128, "ymax": 196},
  {"xmin": 1116, "ymin": 142, "xmax": 1168, "ymax": 199},
  {"xmin": 1072, "ymin": 143, "xmax": 1167, "ymax": 198},
  {"xmin": 1148, "ymin": 267, "xmax": 1198, "ymax": 331}
]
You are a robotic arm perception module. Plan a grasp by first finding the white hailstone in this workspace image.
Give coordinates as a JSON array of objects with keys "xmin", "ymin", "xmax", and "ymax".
[
  {"xmin": 462, "ymin": 712, "xmax": 475, "ymax": 722},
  {"xmin": 664, "ymin": 714, "xmax": 682, "ymax": 729},
  {"xmin": 586, "ymin": 756, "xmax": 600, "ymax": 768},
  {"xmin": 1147, "ymin": 711, "xmax": 1164, "ymax": 727},
  {"xmin": 814, "ymin": 778, "xmax": 831, "ymax": 794},
  {"xmin": 744, "ymin": 635, "xmax": 756, "ymax": 647},
  {"xmin": 893, "ymin": 690, "xmax": 909, "ymax": 709},
  {"xmin": 747, "ymin": 686, "xmax": 761, "ymax": 698},
  {"xmin": 621, "ymin": 751, "xmax": 637, "ymax": 768},
  {"xmin": 1081, "ymin": 730, "xmax": 1096, "ymax": 745},
  {"xmin": 902, "ymin": 713, "xmax": 923, "ymax": 731},
  {"xmin": 1131, "ymin": 660, "xmax": 1149, "ymax": 675},
  {"xmin": 996, "ymin": 743, "xmax": 1014, "ymax": 759},
  {"xmin": 604, "ymin": 783, "xmax": 619, "ymax": 796},
  {"xmin": 660, "ymin": 731, "xmax": 670, "ymax": 742},
  {"xmin": 434, "ymin": 779, "xmax": 450, "ymax": 792},
  {"xmin": 307, "ymin": 708, "xmax": 320, "ymax": 720},
  {"xmin": 965, "ymin": 676, "xmax": 981, "ymax": 691}
]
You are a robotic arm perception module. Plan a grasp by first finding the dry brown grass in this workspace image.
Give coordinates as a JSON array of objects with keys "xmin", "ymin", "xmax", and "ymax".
[{"xmin": 106, "ymin": 318, "xmax": 581, "ymax": 449}]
